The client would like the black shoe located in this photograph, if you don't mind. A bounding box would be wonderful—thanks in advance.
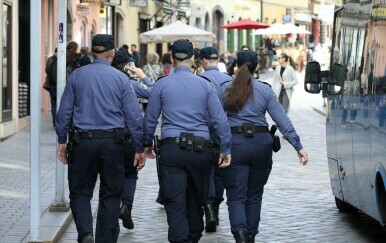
[119,204,134,229]
[213,205,219,225]
[79,233,94,243]
[204,203,217,232]
[233,230,247,243]
[247,235,255,243]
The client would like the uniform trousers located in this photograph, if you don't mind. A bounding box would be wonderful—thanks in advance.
[159,143,212,243]
[224,133,272,237]
[122,145,138,207]
[279,87,290,113]
[69,137,124,243]
[207,165,225,207]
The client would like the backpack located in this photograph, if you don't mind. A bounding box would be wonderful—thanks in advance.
[48,56,57,85]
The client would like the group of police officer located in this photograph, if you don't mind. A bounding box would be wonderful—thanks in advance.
[56,34,308,243]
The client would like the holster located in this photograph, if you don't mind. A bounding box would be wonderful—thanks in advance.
[210,138,221,165]
[113,128,125,144]
[124,131,132,154]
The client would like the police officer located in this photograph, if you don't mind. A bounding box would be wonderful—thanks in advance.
[218,50,308,243]
[111,50,153,230]
[56,34,146,243]
[197,47,233,233]
[143,39,232,243]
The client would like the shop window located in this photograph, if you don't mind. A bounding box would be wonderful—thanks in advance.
[2,3,12,122]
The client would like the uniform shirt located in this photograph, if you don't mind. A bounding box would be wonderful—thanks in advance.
[220,78,303,151]
[131,77,153,99]
[199,66,233,93]
[143,66,232,155]
[55,58,144,153]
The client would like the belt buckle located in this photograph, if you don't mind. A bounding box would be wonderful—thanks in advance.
[87,132,92,139]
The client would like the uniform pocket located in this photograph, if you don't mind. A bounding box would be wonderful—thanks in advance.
[221,165,236,189]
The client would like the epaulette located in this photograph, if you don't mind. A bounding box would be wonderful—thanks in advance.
[155,76,167,82]
[259,80,271,88]
[198,75,212,83]
[220,80,232,86]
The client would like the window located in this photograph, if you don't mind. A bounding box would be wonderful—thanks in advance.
[2,3,12,122]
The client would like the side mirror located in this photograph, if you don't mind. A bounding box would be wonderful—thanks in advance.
[305,61,321,93]
[331,63,345,87]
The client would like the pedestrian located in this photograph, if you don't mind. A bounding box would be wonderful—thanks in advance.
[219,50,308,243]
[141,52,163,111]
[265,38,275,71]
[111,50,154,230]
[43,48,58,127]
[161,52,173,76]
[192,48,205,75]
[131,44,140,67]
[55,34,146,243]
[143,39,232,243]
[66,41,79,81]
[271,52,298,113]
[197,47,233,233]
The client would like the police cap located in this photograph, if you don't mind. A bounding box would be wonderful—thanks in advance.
[92,34,115,53]
[111,50,131,67]
[197,47,218,61]
[237,50,258,68]
[171,39,194,61]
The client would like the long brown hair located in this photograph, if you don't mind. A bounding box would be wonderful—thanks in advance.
[280,53,297,70]
[225,64,254,112]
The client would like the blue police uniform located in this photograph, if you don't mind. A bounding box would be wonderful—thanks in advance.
[199,52,233,232]
[143,39,232,243]
[218,50,303,242]
[111,50,154,230]
[55,34,144,243]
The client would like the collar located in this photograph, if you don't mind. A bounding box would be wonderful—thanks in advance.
[206,66,219,71]
[174,66,191,73]
[93,58,111,65]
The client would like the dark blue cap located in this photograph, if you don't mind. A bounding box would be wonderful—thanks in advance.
[92,34,115,53]
[237,50,258,67]
[112,50,132,67]
[198,47,218,60]
[172,39,194,61]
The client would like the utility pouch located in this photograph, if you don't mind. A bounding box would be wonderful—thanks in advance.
[113,128,125,144]
[186,133,194,150]
[270,125,281,153]
[124,131,132,154]
[73,129,80,144]
[242,123,255,138]
[193,136,205,152]
[179,132,188,149]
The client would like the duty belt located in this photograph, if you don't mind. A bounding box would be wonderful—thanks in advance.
[79,131,115,139]
[161,137,212,148]
[230,126,269,134]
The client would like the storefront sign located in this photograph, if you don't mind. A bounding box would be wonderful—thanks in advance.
[58,23,64,43]
[129,0,147,7]
[80,0,121,4]
[191,4,205,18]
[372,5,386,20]
[282,14,291,23]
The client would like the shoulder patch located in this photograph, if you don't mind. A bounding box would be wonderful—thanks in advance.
[155,76,167,82]
[259,80,271,88]
[220,80,232,87]
[197,75,212,83]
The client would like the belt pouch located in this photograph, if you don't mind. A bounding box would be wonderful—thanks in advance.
[113,128,125,144]
[193,136,205,152]
[179,132,188,149]
[242,123,255,138]
[73,129,80,144]
[186,133,194,150]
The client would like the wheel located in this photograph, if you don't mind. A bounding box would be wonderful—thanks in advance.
[335,197,358,213]
[377,177,386,224]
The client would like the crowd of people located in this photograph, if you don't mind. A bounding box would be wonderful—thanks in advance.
[49,35,308,243]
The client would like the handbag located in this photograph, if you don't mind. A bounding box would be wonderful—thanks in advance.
[270,125,281,153]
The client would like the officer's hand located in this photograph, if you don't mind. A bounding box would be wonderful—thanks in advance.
[297,149,308,165]
[57,143,67,165]
[133,152,146,171]
[130,67,146,79]
[218,153,231,168]
[144,146,156,159]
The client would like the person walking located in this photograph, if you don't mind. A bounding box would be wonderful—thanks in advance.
[219,50,308,243]
[143,39,232,243]
[55,34,146,243]
[131,44,140,67]
[197,47,233,233]
[43,48,58,127]
[111,50,154,230]
[141,52,163,111]
[271,53,298,113]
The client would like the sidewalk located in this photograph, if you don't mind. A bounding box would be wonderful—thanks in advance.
[0,116,71,243]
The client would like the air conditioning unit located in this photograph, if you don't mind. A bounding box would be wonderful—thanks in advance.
[227,12,239,22]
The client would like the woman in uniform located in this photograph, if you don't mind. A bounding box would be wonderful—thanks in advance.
[219,50,308,243]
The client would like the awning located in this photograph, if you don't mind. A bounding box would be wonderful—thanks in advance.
[295,13,312,24]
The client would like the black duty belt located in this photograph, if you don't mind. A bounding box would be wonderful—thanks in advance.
[161,137,212,148]
[230,126,269,134]
[79,131,115,139]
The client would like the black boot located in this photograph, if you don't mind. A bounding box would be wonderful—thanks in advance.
[79,233,94,243]
[247,235,255,243]
[233,230,247,243]
[119,204,134,229]
[213,205,219,225]
[204,203,217,232]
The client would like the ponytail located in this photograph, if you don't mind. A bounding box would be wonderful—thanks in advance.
[225,64,254,112]
[288,56,297,70]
